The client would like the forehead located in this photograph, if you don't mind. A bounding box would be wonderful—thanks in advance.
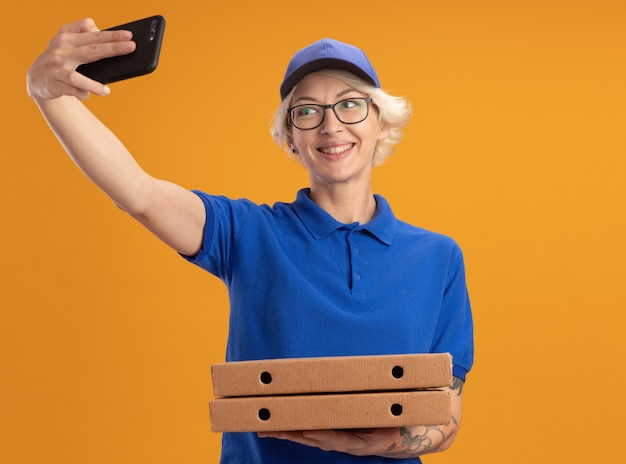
[291,72,362,101]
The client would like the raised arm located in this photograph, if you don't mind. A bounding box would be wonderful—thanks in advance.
[26,18,205,256]
[257,377,465,459]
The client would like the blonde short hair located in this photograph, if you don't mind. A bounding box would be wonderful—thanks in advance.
[270,69,412,167]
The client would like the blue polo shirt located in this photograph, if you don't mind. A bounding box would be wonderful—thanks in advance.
[184,188,474,464]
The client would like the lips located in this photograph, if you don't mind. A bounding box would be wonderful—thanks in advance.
[318,143,354,155]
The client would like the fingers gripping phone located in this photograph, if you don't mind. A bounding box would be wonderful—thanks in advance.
[77,15,166,84]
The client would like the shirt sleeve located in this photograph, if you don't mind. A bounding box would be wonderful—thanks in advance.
[432,243,474,381]
[179,190,256,282]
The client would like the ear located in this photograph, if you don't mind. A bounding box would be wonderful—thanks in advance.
[287,141,298,155]
[377,121,390,141]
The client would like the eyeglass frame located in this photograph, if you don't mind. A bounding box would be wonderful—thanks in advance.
[287,97,373,130]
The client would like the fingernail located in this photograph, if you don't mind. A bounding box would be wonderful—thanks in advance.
[103,86,111,95]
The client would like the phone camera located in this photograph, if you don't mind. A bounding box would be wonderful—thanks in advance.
[149,19,157,41]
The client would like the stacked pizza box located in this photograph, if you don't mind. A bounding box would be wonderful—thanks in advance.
[209,353,453,432]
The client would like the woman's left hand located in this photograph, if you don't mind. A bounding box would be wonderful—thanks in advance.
[258,425,456,458]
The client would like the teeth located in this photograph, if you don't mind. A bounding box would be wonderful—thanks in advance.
[320,144,352,155]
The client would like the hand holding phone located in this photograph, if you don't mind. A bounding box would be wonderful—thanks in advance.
[77,15,166,84]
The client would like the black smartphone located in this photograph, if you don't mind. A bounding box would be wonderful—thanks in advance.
[77,15,166,84]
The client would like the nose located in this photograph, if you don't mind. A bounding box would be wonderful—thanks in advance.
[320,107,343,135]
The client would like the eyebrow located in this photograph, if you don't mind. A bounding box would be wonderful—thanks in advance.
[292,88,364,104]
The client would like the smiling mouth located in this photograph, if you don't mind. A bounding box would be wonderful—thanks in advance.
[319,144,354,155]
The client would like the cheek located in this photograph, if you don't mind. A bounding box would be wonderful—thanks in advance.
[292,133,316,152]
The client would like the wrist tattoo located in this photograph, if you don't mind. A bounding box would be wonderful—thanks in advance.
[382,425,443,457]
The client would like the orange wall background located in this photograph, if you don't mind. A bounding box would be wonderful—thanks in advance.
[2,1,625,462]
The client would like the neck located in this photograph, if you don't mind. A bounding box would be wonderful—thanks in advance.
[308,182,376,224]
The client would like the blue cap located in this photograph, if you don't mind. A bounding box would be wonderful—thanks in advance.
[280,38,380,100]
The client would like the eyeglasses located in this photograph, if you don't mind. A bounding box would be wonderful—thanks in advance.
[287,97,373,130]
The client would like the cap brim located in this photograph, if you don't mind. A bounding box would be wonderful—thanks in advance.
[280,58,378,100]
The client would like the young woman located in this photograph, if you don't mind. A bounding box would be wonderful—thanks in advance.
[27,18,474,463]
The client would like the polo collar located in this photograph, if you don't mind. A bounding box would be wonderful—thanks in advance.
[292,188,397,245]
